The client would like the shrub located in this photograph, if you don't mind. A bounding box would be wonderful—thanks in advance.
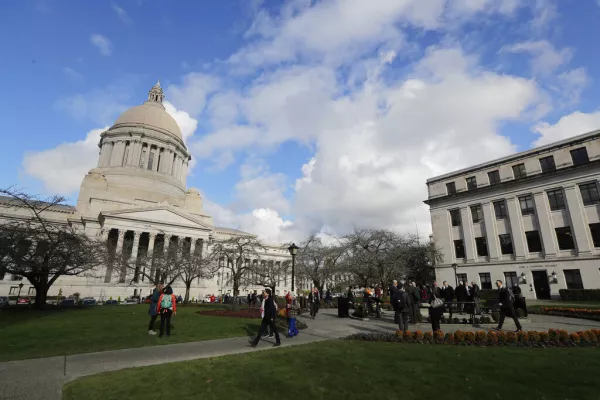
[558,330,569,343]
[452,317,459,324]
[539,331,550,344]
[465,331,475,344]
[434,330,445,343]
[507,332,518,344]
[423,332,433,343]
[440,316,447,324]
[491,311,500,322]
[473,317,481,324]
[569,333,581,343]
[589,331,598,343]
[352,305,366,318]
[487,331,498,345]
[475,331,487,344]
[497,331,507,344]
[414,330,424,342]
[454,330,466,343]
[445,332,455,344]
[481,316,492,324]
[528,331,540,345]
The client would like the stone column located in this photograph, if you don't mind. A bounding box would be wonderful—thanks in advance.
[110,141,126,167]
[180,161,188,184]
[116,229,126,253]
[482,202,500,260]
[190,238,196,256]
[129,231,141,263]
[163,234,172,254]
[165,150,175,175]
[564,185,593,255]
[506,197,527,260]
[459,207,476,261]
[147,232,157,282]
[533,191,558,257]
[173,155,181,180]
[153,148,160,172]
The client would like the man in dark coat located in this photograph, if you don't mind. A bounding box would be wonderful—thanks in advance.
[308,287,320,319]
[394,284,410,333]
[495,280,522,332]
[470,281,481,315]
[441,281,454,318]
[408,281,420,323]
[147,283,163,335]
[455,281,467,313]
[389,280,399,323]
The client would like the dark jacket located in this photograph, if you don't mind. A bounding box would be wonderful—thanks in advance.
[389,285,399,309]
[471,284,480,299]
[441,285,454,302]
[430,286,441,300]
[148,288,161,316]
[263,296,277,319]
[308,292,320,304]
[408,286,420,304]
[394,290,410,313]
[498,287,515,310]
[455,284,467,301]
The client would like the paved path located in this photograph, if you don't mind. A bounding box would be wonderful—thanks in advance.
[2,309,600,400]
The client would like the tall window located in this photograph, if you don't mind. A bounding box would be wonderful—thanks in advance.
[570,147,589,166]
[454,240,465,259]
[518,194,535,215]
[488,170,500,185]
[466,176,477,190]
[512,163,527,179]
[470,205,483,223]
[479,273,492,290]
[140,147,147,168]
[564,269,584,290]
[9,286,18,295]
[494,200,507,219]
[498,234,513,255]
[555,227,575,250]
[28,287,36,295]
[456,273,468,285]
[539,155,556,173]
[525,230,543,253]
[147,151,155,171]
[475,237,488,257]
[449,209,461,227]
[446,182,456,195]
[589,223,600,247]
[546,189,565,211]
[504,272,519,289]
[579,182,600,206]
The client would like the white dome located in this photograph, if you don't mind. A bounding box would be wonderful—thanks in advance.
[113,101,183,141]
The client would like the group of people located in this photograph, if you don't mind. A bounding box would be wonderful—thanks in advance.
[249,288,301,348]
[389,280,422,332]
[147,283,178,338]
[440,280,481,316]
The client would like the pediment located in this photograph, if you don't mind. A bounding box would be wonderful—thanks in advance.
[100,206,213,231]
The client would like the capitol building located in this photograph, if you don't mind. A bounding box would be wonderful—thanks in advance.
[0,82,292,301]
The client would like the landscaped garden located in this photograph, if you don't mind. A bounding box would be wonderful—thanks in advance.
[0,304,261,362]
[62,340,600,400]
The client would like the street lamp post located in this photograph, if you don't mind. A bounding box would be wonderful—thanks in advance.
[288,243,299,292]
[452,263,458,287]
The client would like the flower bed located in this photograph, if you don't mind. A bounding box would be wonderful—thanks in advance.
[530,307,600,322]
[196,308,307,330]
[344,328,600,348]
[428,316,494,325]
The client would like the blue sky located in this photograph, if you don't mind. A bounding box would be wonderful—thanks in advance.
[2,0,600,242]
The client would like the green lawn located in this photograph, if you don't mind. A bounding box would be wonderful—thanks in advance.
[63,340,600,400]
[0,304,259,362]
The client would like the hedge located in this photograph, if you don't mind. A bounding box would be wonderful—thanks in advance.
[530,307,600,322]
[559,289,600,301]
[345,328,600,348]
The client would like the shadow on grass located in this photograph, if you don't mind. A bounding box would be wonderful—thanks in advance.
[0,306,94,328]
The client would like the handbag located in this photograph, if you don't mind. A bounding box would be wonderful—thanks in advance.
[431,297,444,309]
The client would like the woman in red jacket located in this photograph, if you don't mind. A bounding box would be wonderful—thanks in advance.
[156,285,177,338]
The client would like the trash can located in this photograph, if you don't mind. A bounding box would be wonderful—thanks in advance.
[337,297,349,318]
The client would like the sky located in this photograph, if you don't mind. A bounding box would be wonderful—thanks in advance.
[2,0,600,244]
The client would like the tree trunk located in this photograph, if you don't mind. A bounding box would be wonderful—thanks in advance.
[231,279,239,310]
[32,283,49,310]
[184,282,191,304]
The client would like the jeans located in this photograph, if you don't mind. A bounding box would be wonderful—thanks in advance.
[396,311,409,332]
[254,317,281,344]
[159,309,173,337]
[288,318,299,337]
[148,314,158,331]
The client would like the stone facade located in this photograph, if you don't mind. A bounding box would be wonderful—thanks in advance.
[425,129,600,299]
[0,82,292,301]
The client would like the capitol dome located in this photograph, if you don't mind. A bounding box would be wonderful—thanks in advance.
[111,81,183,143]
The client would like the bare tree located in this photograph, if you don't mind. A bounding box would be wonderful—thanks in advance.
[403,238,443,285]
[179,242,218,304]
[246,258,291,294]
[296,236,344,296]
[0,188,107,309]
[209,235,264,309]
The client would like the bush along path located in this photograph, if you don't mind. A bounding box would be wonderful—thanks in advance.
[530,307,600,322]
[345,328,600,348]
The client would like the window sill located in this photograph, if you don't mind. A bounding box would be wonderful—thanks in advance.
[558,249,577,257]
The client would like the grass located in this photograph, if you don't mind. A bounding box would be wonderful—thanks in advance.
[63,340,600,400]
[0,304,260,362]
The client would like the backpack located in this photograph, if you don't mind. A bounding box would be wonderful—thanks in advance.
[396,292,407,310]
[160,294,173,310]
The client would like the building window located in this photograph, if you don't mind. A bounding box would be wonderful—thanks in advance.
[539,155,556,173]
[466,176,477,190]
[470,205,483,223]
[570,147,589,166]
[579,182,600,206]
[555,227,575,250]
[140,148,147,168]
[475,237,488,257]
[9,286,18,295]
[479,273,492,290]
[28,287,36,295]
[456,273,467,285]
[498,234,514,255]
[518,194,535,215]
[589,223,600,247]
[493,200,507,219]
[525,230,543,253]
[504,272,519,289]
[449,209,461,227]
[454,240,465,259]
[488,170,500,185]
[546,189,566,211]
[512,163,527,179]
[446,182,456,195]
[147,151,155,171]
[564,269,584,290]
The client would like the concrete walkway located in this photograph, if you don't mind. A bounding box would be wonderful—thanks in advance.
[2,308,600,400]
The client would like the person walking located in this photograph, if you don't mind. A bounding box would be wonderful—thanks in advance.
[393,284,410,334]
[286,292,299,338]
[156,285,177,338]
[428,283,444,333]
[494,280,522,332]
[308,287,320,319]
[470,280,481,315]
[389,280,400,323]
[513,285,528,317]
[249,288,281,347]
[147,283,163,335]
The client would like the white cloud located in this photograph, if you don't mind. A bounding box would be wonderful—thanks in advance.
[90,34,112,56]
[54,85,131,126]
[232,158,290,214]
[502,40,572,75]
[533,111,600,147]
[166,72,219,115]
[111,3,132,24]
[62,66,84,82]
[555,67,590,106]
[163,101,198,143]
[22,127,108,195]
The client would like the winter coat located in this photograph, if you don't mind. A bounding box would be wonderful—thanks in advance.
[148,288,161,316]
[156,293,177,314]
